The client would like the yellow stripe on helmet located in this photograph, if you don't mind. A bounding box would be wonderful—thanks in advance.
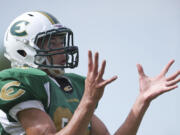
[38,11,55,24]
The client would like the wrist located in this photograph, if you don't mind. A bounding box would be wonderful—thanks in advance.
[133,94,150,113]
[78,96,97,111]
[81,93,99,104]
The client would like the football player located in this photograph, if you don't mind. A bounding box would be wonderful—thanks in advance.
[0,11,179,135]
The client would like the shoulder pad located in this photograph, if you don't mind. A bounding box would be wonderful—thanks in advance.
[0,68,50,112]
[0,67,47,78]
[64,73,86,81]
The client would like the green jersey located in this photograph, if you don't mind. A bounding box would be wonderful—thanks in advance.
[0,67,91,135]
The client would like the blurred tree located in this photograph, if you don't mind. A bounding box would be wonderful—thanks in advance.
[0,42,11,71]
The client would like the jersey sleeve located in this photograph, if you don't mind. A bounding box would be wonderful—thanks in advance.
[9,100,45,121]
[0,67,50,121]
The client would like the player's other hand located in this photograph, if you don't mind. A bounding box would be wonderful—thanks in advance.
[137,60,180,103]
[83,50,117,103]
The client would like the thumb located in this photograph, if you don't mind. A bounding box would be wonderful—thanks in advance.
[136,64,146,77]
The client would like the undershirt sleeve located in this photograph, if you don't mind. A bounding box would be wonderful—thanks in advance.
[9,100,45,121]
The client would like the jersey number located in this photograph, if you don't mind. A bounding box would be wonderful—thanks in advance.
[53,107,90,135]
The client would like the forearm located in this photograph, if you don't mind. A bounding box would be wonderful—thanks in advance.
[54,51,117,135]
[56,97,97,135]
[114,95,150,135]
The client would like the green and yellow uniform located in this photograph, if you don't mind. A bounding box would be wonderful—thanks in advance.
[0,67,91,135]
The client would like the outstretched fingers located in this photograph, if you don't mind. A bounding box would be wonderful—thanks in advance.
[87,50,117,89]
[165,85,178,92]
[137,64,145,78]
[167,70,180,81]
[92,52,99,75]
[97,60,106,80]
[161,59,175,76]
[166,78,180,87]
[88,50,93,73]
[98,76,118,88]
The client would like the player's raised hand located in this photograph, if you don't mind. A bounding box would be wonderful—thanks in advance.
[137,60,180,102]
[84,50,117,103]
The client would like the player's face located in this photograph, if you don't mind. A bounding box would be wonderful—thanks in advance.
[37,35,66,66]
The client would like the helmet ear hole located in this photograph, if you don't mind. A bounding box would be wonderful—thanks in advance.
[17,50,27,57]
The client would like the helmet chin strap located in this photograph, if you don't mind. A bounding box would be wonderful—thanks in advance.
[47,67,65,77]
[39,58,65,77]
